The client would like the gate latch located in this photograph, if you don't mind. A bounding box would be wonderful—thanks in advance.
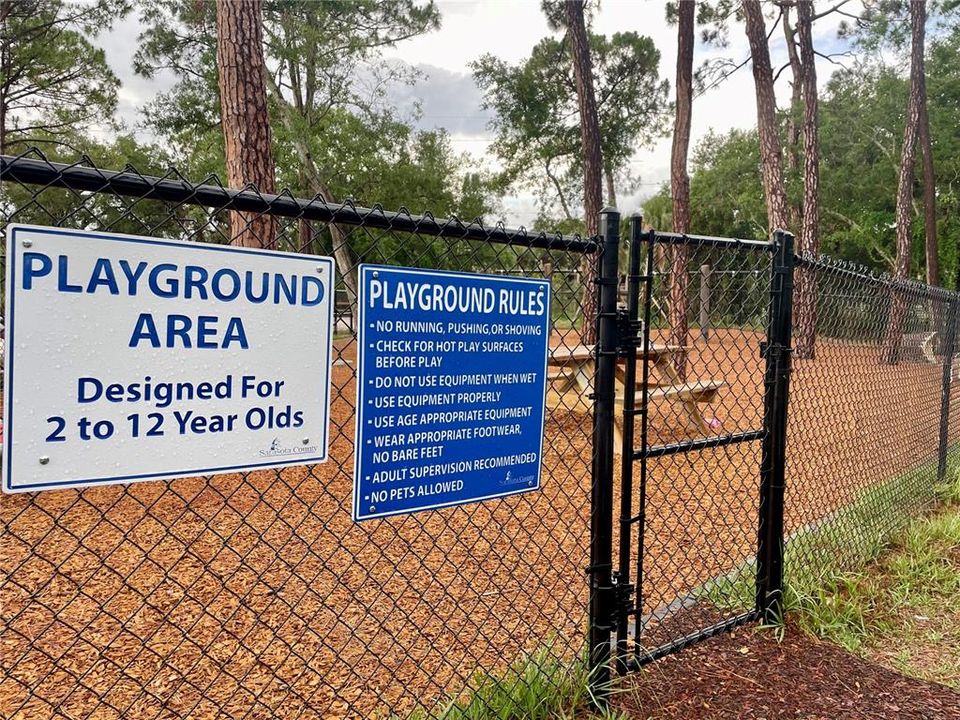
[616,309,642,358]
[611,570,636,623]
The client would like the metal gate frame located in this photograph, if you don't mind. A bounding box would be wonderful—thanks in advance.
[587,209,796,694]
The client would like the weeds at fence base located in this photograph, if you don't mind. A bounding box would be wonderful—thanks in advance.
[696,449,959,617]
[397,642,628,720]
[786,471,960,689]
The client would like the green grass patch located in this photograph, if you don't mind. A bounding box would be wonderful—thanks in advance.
[698,450,958,614]
[398,644,629,720]
[698,455,960,688]
[790,477,960,689]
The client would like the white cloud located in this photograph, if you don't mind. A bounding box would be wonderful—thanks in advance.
[98,13,177,140]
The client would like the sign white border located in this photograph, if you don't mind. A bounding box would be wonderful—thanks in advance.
[3,224,336,493]
[352,263,550,521]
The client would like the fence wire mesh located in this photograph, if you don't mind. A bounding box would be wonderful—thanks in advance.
[611,231,960,663]
[0,149,599,719]
[3,149,960,719]
[783,256,960,592]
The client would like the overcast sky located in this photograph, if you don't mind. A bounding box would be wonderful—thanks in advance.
[99,0,862,227]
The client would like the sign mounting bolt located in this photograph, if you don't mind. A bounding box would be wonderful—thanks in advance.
[39,456,49,465]
[369,505,376,513]
[316,265,324,273]
[22,239,32,248]
[372,271,379,278]
[302,437,309,445]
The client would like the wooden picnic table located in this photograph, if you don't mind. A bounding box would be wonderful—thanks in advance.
[546,343,723,449]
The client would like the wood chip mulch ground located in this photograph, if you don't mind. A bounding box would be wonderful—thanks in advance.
[613,624,960,720]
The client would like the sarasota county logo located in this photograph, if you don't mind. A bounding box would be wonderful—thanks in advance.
[259,436,317,458]
[500,469,535,487]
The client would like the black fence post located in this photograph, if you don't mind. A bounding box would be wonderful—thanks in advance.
[937,296,958,481]
[588,207,620,701]
[615,214,643,674]
[757,229,795,622]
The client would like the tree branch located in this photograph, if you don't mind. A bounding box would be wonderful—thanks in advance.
[812,0,853,22]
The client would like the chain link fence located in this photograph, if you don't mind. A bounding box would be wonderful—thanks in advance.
[783,256,960,591]
[2,149,959,718]
[0,149,600,719]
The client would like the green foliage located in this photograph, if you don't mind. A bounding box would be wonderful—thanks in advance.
[786,477,960,688]
[699,451,955,617]
[642,128,765,238]
[656,21,960,284]
[692,129,766,238]
[0,0,128,153]
[638,186,671,230]
[133,0,490,220]
[399,644,626,720]
[2,131,187,234]
[843,0,960,51]
[814,26,960,279]
[473,29,669,224]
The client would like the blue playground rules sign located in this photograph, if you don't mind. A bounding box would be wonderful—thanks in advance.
[353,265,551,521]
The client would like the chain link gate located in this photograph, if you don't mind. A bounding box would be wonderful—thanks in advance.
[584,211,795,688]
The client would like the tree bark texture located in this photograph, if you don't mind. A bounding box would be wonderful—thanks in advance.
[604,165,616,208]
[1,0,15,155]
[793,0,821,359]
[216,0,276,248]
[919,89,938,287]
[669,0,695,380]
[566,0,603,345]
[881,0,925,364]
[781,5,803,231]
[743,0,790,235]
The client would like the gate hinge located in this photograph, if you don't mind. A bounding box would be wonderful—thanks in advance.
[616,309,642,357]
[760,340,794,362]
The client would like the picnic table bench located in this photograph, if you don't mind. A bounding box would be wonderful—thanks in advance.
[546,343,724,449]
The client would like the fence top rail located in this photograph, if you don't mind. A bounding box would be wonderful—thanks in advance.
[0,151,598,254]
[651,229,775,252]
[795,252,959,303]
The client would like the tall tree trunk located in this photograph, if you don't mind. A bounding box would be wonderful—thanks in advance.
[781,4,803,231]
[793,0,821,360]
[669,0,695,380]
[216,0,276,249]
[298,168,314,254]
[743,0,790,234]
[919,97,943,348]
[604,165,616,207]
[880,0,925,364]
[919,96,937,287]
[546,156,575,221]
[566,0,603,345]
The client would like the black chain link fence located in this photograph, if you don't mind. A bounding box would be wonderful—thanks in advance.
[0,149,600,719]
[783,256,960,593]
[2,149,959,718]
[621,239,960,658]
